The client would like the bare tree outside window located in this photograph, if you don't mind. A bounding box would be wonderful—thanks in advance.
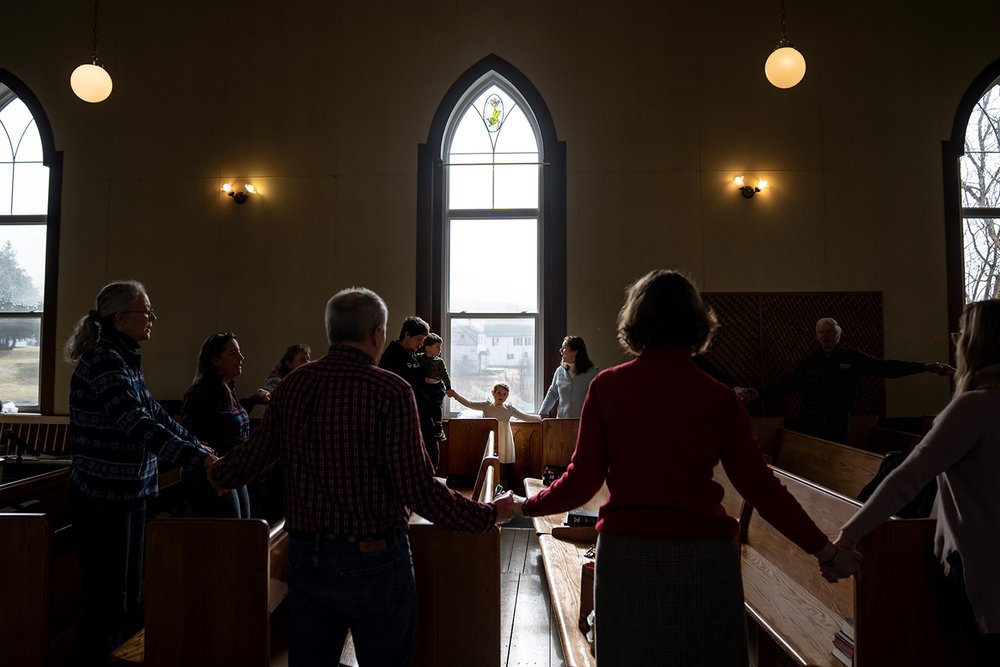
[960,84,1000,302]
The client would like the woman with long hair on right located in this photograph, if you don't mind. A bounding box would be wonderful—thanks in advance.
[517,269,859,665]
[831,299,1000,665]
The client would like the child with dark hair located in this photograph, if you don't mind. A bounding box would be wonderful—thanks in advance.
[419,333,451,439]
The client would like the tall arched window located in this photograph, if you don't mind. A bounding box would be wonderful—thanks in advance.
[417,55,565,415]
[0,71,62,412]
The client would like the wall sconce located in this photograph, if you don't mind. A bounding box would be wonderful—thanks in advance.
[222,182,255,204]
[734,176,768,198]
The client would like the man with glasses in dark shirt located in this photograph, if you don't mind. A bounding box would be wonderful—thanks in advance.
[210,287,514,666]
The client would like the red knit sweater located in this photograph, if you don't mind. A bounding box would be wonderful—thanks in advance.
[523,346,828,554]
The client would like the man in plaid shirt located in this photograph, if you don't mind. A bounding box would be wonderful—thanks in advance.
[210,287,514,666]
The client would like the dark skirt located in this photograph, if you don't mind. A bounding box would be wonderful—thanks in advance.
[594,533,748,667]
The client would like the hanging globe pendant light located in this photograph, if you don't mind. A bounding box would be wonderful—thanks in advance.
[70,0,113,103]
[764,0,806,89]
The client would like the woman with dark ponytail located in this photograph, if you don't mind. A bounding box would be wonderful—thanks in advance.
[65,280,216,665]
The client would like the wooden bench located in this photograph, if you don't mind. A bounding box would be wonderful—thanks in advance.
[740,468,971,666]
[0,464,191,667]
[864,425,922,456]
[523,477,608,667]
[440,417,499,484]
[116,517,289,667]
[540,418,579,470]
[0,415,71,483]
[772,428,883,498]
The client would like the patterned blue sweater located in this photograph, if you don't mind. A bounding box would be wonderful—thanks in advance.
[68,329,209,501]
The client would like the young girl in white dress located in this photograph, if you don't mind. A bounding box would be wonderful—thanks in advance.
[447,382,539,464]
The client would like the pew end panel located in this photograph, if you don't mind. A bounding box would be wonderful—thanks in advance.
[0,513,51,667]
[144,518,274,667]
[407,517,501,667]
[853,520,974,665]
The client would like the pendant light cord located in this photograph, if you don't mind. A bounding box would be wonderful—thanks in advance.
[91,0,101,64]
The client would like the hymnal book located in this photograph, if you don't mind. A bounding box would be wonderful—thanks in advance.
[567,509,599,527]
[832,634,854,657]
[831,644,852,666]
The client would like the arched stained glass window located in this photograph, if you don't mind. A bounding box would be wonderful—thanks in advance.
[417,56,565,421]
[443,78,542,414]
[959,83,1000,302]
[0,73,60,411]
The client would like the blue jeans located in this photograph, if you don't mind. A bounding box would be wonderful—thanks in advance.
[286,531,417,667]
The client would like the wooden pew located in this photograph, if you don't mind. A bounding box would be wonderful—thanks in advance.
[136,517,288,667]
[741,468,971,666]
[0,513,52,667]
[0,415,71,484]
[0,414,71,455]
[864,425,922,456]
[440,417,499,483]
[772,429,883,499]
[523,477,609,667]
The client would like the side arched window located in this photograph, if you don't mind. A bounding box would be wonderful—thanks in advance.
[0,72,62,412]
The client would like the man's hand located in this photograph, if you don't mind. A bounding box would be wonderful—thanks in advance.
[734,387,759,401]
[924,362,956,376]
[204,456,231,497]
[492,491,515,524]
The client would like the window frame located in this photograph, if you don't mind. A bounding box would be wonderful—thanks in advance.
[0,69,63,414]
[417,55,565,407]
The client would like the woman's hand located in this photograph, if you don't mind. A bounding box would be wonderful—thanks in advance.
[817,539,862,582]
[254,388,271,403]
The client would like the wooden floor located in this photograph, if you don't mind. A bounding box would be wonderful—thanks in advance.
[269,524,565,667]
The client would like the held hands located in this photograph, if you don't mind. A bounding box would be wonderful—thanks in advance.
[924,362,956,376]
[446,389,457,398]
[734,387,759,401]
[816,538,862,582]
[492,491,516,524]
[254,388,271,403]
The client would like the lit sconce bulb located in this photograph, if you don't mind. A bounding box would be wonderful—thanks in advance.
[244,183,255,194]
[733,176,745,187]
[757,179,769,191]
[222,183,232,193]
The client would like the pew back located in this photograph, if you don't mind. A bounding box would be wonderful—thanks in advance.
[541,418,579,469]
[742,468,971,666]
[1,414,71,455]
[774,429,882,498]
[443,418,499,480]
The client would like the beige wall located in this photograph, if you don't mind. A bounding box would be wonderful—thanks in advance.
[2,0,997,415]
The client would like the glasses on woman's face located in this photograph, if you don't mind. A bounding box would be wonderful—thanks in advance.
[124,308,156,319]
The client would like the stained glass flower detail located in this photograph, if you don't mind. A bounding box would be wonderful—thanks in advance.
[484,94,504,133]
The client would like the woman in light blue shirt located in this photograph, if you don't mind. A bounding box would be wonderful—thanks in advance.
[539,336,599,418]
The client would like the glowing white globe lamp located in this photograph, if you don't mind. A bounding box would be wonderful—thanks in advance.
[71,61,113,103]
[765,1,806,90]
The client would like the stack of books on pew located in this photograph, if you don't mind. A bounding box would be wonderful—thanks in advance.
[831,618,855,666]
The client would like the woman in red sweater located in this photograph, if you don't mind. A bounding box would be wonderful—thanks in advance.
[518,270,859,665]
